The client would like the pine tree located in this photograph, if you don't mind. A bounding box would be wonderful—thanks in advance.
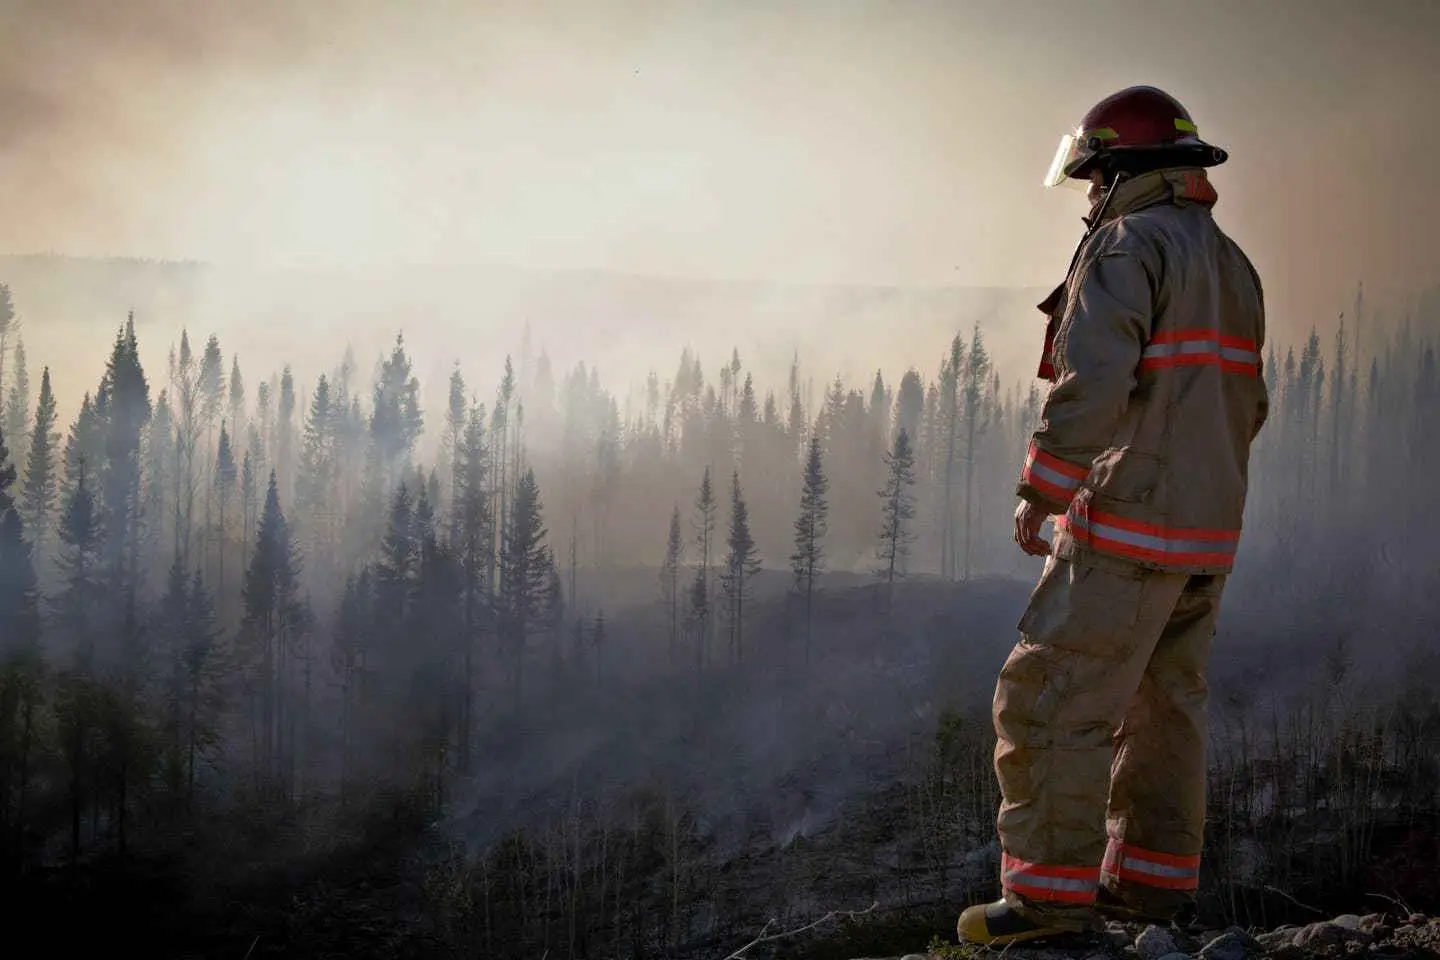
[54,462,103,668]
[961,322,991,580]
[791,436,829,664]
[453,403,491,773]
[720,470,760,664]
[500,468,549,699]
[691,467,716,670]
[20,368,58,566]
[4,336,30,473]
[0,284,12,426]
[240,449,257,572]
[659,504,683,667]
[240,471,308,797]
[295,375,335,590]
[0,422,41,659]
[96,315,151,648]
[443,365,466,516]
[876,427,917,609]
[276,365,296,505]
[0,422,41,863]
[214,424,237,597]
[199,335,224,573]
[937,333,965,579]
[228,354,246,452]
[170,330,202,569]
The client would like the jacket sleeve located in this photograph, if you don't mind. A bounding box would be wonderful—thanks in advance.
[1017,233,1154,513]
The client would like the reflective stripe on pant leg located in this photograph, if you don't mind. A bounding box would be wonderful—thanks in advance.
[1101,841,1200,890]
[1104,573,1222,907]
[1002,853,1100,904]
[993,555,1187,913]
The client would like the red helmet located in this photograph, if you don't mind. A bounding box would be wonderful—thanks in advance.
[1044,86,1228,187]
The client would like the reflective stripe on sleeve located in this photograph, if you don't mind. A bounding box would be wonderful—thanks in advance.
[1060,509,1240,568]
[1140,330,1259,375]
[1102,840,1201,891]
[1002,853,1100,905]
[1020,442,1090,507]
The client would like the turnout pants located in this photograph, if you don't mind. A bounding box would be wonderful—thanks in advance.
[992,551,1224,921]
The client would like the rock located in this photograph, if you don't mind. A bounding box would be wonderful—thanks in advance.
[1155,953,1192,960]
[1138,925,1181,960]
[1199,930,1254,960]
[1360,914,1387,932]
[1293,922,1373,949]
[1269,946,1305,960]
[1256,930,1295,949]
[1334,915,1366,931]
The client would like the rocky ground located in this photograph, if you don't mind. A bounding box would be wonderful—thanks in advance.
[851,913,1440,960]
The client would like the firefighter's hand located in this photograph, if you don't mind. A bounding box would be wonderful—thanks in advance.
[1014,498,1053,557]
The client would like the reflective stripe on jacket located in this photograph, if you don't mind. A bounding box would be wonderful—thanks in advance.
[1017,167,1269,575]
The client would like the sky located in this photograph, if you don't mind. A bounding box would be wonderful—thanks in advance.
[1,0,1438,352]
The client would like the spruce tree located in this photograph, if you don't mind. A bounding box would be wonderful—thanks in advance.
[20,368,58,564]
[720,469,760,664]
[214,424,237,597]
[54,462,103,668]
[659,504,683,667]
[240,471,307,796]
[4,336,30,472]
[790,436,829,664]
[500,468,548,699]
[876,427,917,609]
[295,374,335,588]
[691,467,716,670]
[0,284,11,425]
[0,423,40,661]
[228,354,246,452]
[452,403,491,773]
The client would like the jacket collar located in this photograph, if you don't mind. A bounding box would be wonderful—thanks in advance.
[1087,166,1218,227]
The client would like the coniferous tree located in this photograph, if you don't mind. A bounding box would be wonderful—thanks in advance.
[276,365,296,505]
[659,504,683,667]
[791,436,829,665]
[443,365,466,517]
[720,470,760,664]
[331,569,370,793]
[0,285,12,425]
[228,354,246,453]
[170,330,202,569]
[214,424,237,598]
[295,375,335,591]
[876,427,917,608]
[199,335,224,571]
[240,449,257,572]
[960,322,991,580]
[0,423,41,863]
[4,337,29,473]
[239,471,307,798]
[453,403,491,773]
[937,333,965,580]
[500,468,548,699]
[20,368,58,566]
[690,467,716,672]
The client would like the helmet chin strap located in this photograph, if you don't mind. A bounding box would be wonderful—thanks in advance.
[1069,171,1127,276]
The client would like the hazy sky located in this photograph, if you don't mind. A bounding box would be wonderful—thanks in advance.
[2,0,1438,344]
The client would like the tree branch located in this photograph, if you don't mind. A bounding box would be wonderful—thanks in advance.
[724,902,879,960]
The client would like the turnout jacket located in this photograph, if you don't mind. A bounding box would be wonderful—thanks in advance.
[1018,167,1269,575]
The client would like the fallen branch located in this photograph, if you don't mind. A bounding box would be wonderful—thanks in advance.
[242,936,260,960]
[724,901,880,960]
[1366,891,1416,918]
[1263,886,1323,915]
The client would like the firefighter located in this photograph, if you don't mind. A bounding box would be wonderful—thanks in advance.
[957,86,1269,945]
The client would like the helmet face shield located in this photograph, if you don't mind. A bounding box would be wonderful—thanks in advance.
[1044,131,1089,188]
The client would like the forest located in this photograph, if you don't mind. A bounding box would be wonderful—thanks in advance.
[0,275,1438,958]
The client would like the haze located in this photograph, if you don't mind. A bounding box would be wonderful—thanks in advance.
[4,1,1438,351]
